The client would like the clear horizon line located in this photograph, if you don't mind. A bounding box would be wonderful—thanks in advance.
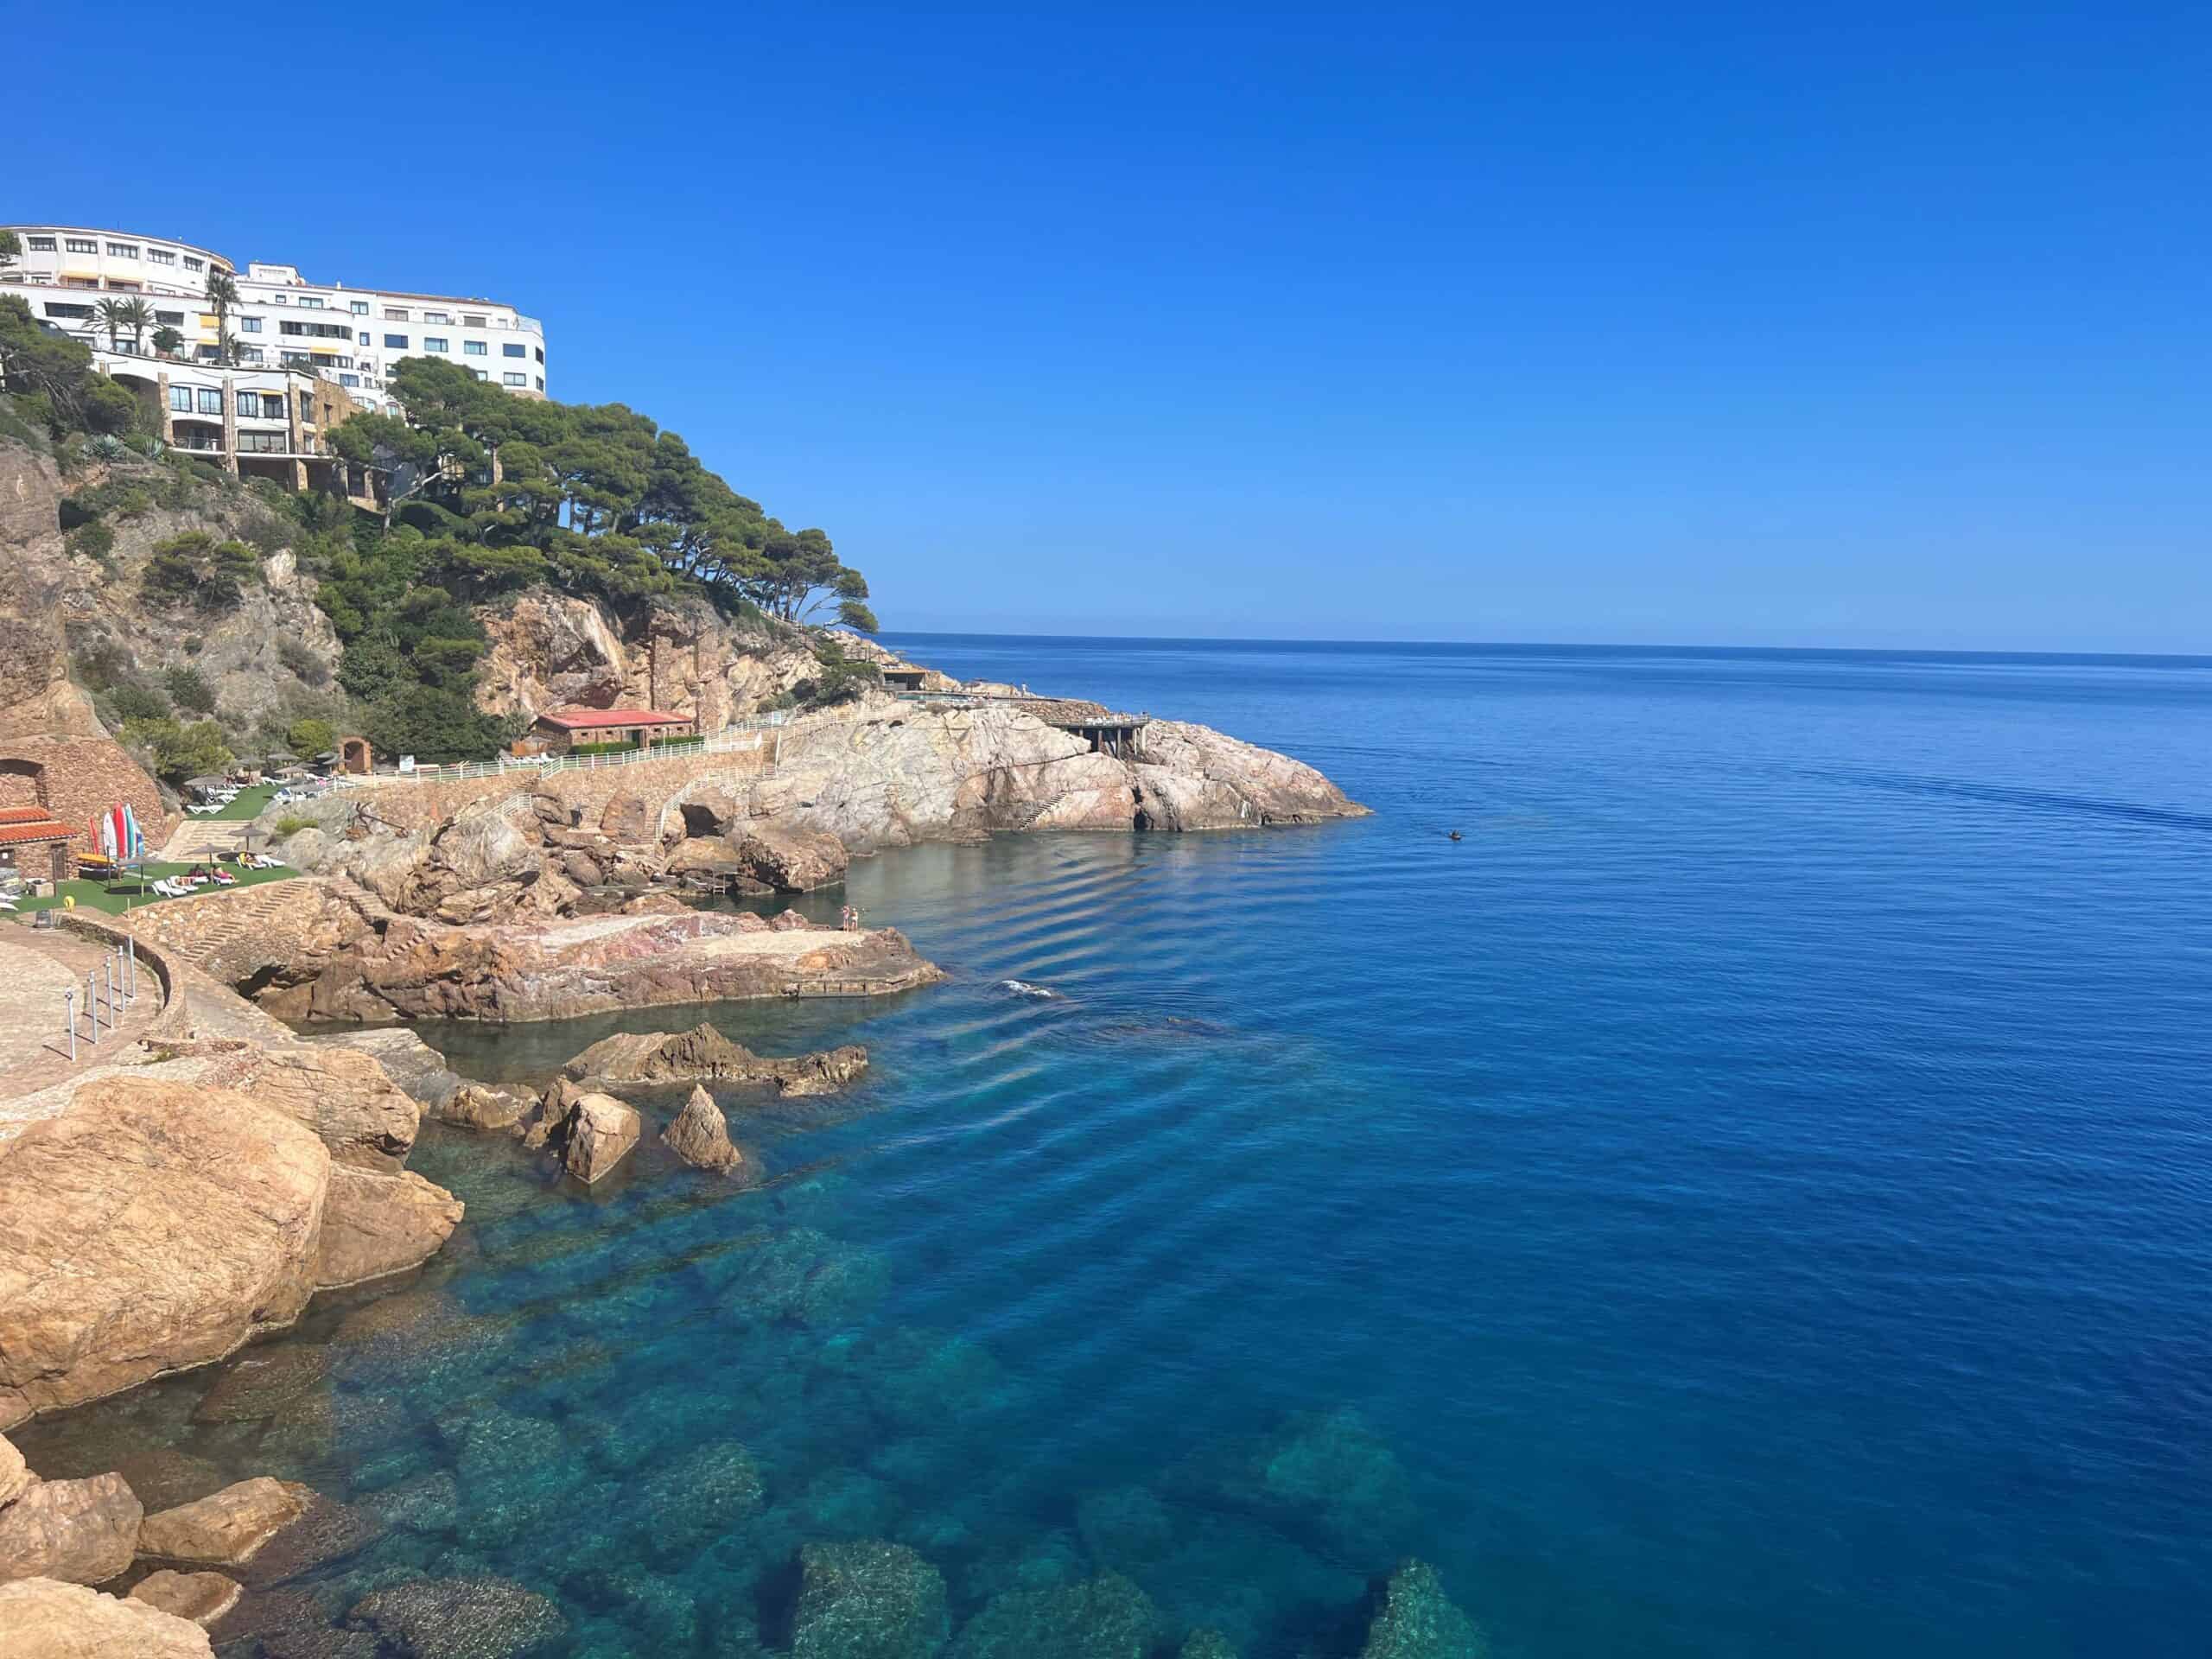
[872,628,2212,663]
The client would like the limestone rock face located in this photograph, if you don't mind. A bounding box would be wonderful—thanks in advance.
[563,1022,868,1096]
[0,1430,30,1507]
[791,1538,948,1659]
[0,1079,329,1428]
[662,1087,745,1175]
[137,1478,314,1567]
[1133,720,1363,830]
[298,908,939,1024]
[558,1094,641,1185]
[0,1474,142,1585]
[315,1166,465,1288]
[0,1576,216,1657]
[128,1569,243,1627]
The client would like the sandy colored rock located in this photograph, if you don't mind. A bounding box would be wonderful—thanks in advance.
[559,1093,640,1185]
[137,1477,314,1567]
[0,1576,215,1656]
[598,789,655,840]
[730,821,849,890]
[298,907,939,1023]
[226,1042,421,1171]
[305,1028,461,1113]
[0,1078,329,1428]
[0,1473,141,1585]
[129,1569,242,1627]
[563,1022,868,1096]
[315,1166,464,1288]
[441,1084,531,1132]
[516,1077,582,1149]
[662,1087,746,1175]
[0,1430,30,1507]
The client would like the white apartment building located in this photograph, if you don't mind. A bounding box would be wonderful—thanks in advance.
[2,224,549,412]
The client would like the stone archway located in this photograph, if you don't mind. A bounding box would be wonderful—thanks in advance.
[339,736,372,775]
[0,758,50,811]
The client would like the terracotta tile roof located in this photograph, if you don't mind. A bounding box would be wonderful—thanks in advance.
[0,818,77,846]
[0,806,55,824]
[537,708,693,730]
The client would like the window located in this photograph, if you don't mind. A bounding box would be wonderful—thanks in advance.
[62,277,99,290]
[42,302,93,319]
[105,243,137,258]
[535,376,544,391]
[240,316,262,332]
[281,351,309,365]
[270,294,288,305]
[168,386,194,412]
[65,238,96,254]
[183,256,204,271]
[383,334,409,349]
[383,307,409,321]
[535,347,544,363]
[463,314,486,327]
[339,373,360,387]
[298,391,315,418]
[464,340,487,356]
[147,248,175,265]
[423,309,450,324]
[358,331,371,345]
[299,296,323,308]
[155,309,183,325]
[104,280,142,292]
[350,300,369,315]
[501,342,524,358]
[423,336,449,353]
[238,432,287,454]
[28,236,55,251]
[470,369,488,381]
[502,372,527,386]
[238,347,264,365]
[198,389,224,416]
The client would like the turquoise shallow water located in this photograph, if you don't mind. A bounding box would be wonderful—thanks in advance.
[19,638,2212,1656]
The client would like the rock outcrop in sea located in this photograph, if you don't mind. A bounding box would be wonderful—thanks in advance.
[663,1086,749,1175]
[563,1022,869,1096]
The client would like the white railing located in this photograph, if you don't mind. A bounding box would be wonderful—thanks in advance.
[376,713,788,785]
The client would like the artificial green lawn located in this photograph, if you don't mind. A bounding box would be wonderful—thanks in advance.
[207,783,277,820]
[5,860,296,917]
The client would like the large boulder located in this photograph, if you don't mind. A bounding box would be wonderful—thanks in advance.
[662,1087,746,1176]
[441,1084,531,1133]
[305,1028,461,1113]
[791,1538,948,1659]
[232,1043,422,1171]
[346,1573,568,1658]
[731,821,849,890]
[563,1022,868,1096]
[315,1166,465,1288]
[0,1474,142,1585]
[0,1576,215,1657]
[1357,1559,1487,1659]
[0,1431,30,1506]
[557,1094,640,1185]
[128,1570,242,1628]
[137,1477,315,1567]
[0,1079,328,1428]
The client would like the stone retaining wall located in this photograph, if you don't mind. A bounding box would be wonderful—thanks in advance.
[50,910,190,1043]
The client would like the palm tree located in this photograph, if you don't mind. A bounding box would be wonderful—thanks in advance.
[151,325,184,358]
[113,297,152,353]
[94,297,129,349]
[204,268,240,364]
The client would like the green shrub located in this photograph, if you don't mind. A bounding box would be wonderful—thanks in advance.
[72,639,134,691]
[270,815,315,837]
[142,531,260,612]
[276,637,330,686]
[164,664,217,715]
[65,520,116,566]
[110,682,168,722]
[286,716,336,756]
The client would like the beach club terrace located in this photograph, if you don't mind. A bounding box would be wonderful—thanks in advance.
[525,708,699,753]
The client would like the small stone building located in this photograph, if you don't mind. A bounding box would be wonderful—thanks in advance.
[530,708,698,753]
[0,805,79,885]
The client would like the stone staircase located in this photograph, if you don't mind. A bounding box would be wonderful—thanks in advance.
[118,879,317,977]
[157,818,251,862]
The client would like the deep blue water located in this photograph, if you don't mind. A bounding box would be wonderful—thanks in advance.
[22,638,2212,1657]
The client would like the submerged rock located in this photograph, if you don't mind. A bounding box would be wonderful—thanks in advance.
[949,1571,1157,1659]
[0,1575,215,1656]
[346,1574,567,1658]
[129,1568,243,1627]
[0,1472,141,1585]
[1357,1559,1487,1659]
[664,1085,748,1175]
[1208,1408,1419,1567]
[635,1440,765,1565]
[192,1345,330,1426]
[562,1022,869,1097]
[789,1538,948,1659]
[1180,1635,1238,1659]
[696,1227,889,1328]
[1075,1485,1174,1572]
[138,1477,314,1567]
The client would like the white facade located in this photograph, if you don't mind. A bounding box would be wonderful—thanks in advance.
[2,224,548,412]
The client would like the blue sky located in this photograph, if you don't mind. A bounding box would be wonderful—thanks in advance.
[14,3,2208,649]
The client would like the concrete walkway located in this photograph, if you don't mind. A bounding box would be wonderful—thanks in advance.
[0,927,163,1100]
[157,818,252,862]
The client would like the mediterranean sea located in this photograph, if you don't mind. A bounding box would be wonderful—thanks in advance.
[22,637,2212,1657]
